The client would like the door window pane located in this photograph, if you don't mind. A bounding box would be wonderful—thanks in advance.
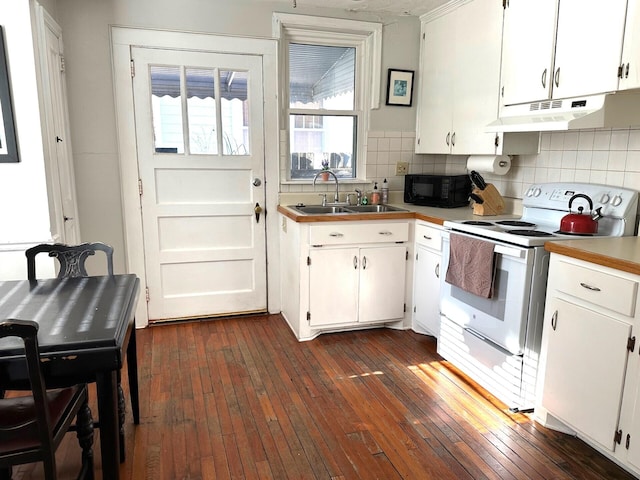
[221,70,250,155]
[150,65,184,154]
[186,68,218,154]
[289,44,355,111]
[289,114,355,179]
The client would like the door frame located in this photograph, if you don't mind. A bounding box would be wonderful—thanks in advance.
[111,27,280,327]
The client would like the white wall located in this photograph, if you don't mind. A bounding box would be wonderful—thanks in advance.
[55,0,421,273]
[0,1,54,279]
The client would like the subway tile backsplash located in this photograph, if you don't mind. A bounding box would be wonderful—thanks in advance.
[279,127,640,201]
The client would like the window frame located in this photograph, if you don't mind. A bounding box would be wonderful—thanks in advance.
[273,13,382,183]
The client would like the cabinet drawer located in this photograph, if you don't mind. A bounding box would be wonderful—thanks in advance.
[309,222,409,246]
[555,260,638,317]
[415,222,442,251]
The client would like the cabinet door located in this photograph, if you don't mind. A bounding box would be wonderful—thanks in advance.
[359,245,406,324]
[309,248,359,327]
[501,0,557,105]
[620,0,640,90]
[415,13,454,154]
[413,245,441,336]
[552,0,626,99]
[451,0,504,155]
[542,297,631,451]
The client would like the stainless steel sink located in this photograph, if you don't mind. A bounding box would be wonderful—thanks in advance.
[290,204,408,214]
[292,205,351,214]
[345,205,408,213]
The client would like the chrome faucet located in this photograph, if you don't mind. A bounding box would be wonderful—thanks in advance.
[313,170,340,204]
[354,188,363,206]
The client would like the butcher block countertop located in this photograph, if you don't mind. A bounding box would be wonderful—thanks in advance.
[545,237,640,276]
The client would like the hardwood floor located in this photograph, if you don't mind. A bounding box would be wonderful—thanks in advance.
[11,314,637,479]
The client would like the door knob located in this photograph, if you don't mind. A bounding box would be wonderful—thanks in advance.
[254,203,263,223]
[253,178,262,187]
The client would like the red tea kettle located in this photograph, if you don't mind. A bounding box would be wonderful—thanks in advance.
[559,193,600,234]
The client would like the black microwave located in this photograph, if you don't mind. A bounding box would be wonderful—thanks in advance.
[404,174,472,208]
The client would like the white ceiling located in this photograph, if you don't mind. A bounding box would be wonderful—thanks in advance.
[261,0,449,17]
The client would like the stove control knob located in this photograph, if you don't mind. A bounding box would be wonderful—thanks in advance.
[600,193,611,204]
[533,188,541,197]
[526,188,534,197]
[612,195,622,206]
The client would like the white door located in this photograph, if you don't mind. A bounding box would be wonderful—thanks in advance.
[37,6,81,244]
[542,297,630,451]
[415,14,454,154]
[500,0,557,105]
[359,245,406,323]
[552,0,626,99]
[131,47,267,321]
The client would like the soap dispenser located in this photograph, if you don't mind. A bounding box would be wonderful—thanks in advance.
[371,182,380,205]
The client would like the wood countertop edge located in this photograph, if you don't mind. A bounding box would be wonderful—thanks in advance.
[277,205,445,225]
[545,241,640,276]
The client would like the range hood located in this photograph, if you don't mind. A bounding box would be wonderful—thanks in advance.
[487,91,640,132]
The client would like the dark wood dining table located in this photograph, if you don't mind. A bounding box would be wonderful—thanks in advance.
[0,274,140,480]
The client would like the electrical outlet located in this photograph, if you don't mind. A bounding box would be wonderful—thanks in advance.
[395,161,409,175]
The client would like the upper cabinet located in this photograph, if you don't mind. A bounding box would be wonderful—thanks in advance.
[415,0,539,155]
[501,0,627,105]
[620,0,640,90]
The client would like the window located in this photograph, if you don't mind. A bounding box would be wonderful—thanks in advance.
[273,14,382,181]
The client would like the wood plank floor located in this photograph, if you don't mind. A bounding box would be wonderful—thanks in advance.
[11,314,638,479]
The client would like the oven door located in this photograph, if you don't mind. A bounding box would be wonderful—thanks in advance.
[440,231,535,355]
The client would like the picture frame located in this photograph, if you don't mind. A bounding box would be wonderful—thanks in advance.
[0,26,19,163]
[385,68,414,107]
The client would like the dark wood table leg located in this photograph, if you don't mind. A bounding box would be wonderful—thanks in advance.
[127,325,140,424]
[96,370,120,480]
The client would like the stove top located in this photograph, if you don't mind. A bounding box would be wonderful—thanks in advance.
[444,182,639,247]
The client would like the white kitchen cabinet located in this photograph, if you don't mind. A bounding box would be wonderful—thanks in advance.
[537,253,640,476]
[620,0,640,90]
[416,0,539,155]
[501,0,627,105]
[412,222,442,337]
[279,216,410,341]
[541,296,631,451]
[308,245,407,327]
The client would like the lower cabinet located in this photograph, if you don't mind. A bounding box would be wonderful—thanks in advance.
[279,217,410,341]
[412,221,442,337]
[308,245,407,326]
[537,253,640,476]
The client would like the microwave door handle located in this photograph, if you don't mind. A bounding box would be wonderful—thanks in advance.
[494,245,525,259]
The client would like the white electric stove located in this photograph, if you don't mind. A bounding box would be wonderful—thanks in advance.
[438,182,639,412]
[444,182,639,247]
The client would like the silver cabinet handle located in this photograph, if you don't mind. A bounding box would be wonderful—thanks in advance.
[626,63,630,79]
[551,310,558,331]
[451,132,456,146]
[378,231,393,236]
[554,67,560,87]
[353,256,358,269]
[362,256,367,270]
[580,282,601,292]
[435,263,440,279]
[445,132,450,146]
[329,232,344,238]
[423,235,432,240]
[541,68,547,88]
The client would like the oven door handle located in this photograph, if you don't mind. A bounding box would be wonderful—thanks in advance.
[494,245,525,259]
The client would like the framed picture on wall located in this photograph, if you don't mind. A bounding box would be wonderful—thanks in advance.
[0,25,19,163]
[385,68,414,107]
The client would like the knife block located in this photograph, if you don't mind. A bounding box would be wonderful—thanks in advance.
[472,184,505,216]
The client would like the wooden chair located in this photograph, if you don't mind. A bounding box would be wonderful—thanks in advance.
[25,242,114,280]
[0,319,94,480]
